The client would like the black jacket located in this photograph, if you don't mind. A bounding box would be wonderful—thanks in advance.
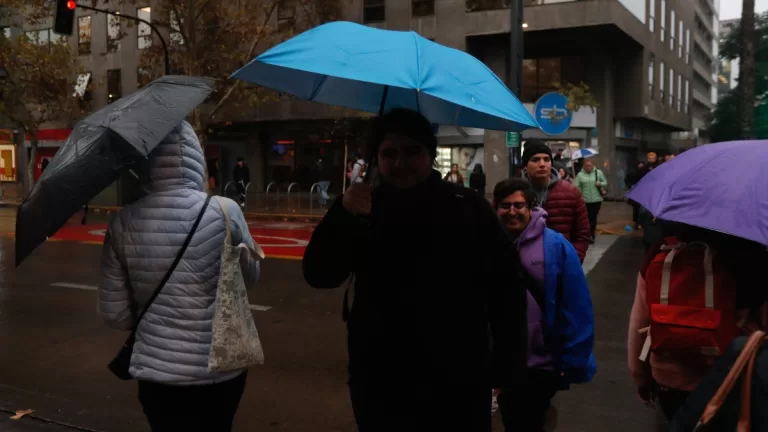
[233,164,250,184]
[302,171,527,425]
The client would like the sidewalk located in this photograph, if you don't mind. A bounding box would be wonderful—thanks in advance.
[0,414,86,432]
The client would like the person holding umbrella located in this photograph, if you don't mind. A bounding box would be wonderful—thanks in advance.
[98,121,262,431]
[303,109,527,431]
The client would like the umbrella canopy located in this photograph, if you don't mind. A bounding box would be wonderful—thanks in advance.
[15,75,214,266]
[231,21,538,132]
[571,148,598,159]
[625,140,768,246]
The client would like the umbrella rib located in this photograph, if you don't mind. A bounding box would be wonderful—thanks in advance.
[308,75,329,101]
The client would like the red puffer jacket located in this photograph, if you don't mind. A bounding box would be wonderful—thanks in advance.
[542,181,591,262]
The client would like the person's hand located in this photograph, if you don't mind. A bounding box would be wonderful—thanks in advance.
[342,183,372,216]
[638,387,656,407]
[492,388,501,398]
[595,181,602,187]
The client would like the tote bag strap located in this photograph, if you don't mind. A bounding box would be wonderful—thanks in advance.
[213,196,232,245]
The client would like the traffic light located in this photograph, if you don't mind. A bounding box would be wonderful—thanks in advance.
[53,0,77,36]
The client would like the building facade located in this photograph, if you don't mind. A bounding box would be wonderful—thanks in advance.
[3,0,704,203]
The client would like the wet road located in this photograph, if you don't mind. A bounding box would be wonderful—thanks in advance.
[1,206,658,431]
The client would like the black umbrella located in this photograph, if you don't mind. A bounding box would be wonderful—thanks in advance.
[15,75,215,266]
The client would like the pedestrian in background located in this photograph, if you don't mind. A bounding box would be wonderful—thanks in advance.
[99,121,261,431]
[444,163,464,185]
[574,159,607,244]
[469,164,486,194]
[233,156,250,208]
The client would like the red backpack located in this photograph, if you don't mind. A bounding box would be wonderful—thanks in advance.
[641,239,739,365]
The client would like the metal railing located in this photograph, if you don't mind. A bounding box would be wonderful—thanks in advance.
[265,182,279,210]
[286,182,299,213]
[309,183,320,214]
[223,181,251,206]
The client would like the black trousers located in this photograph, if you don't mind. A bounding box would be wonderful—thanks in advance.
[657,386,690,422]
[235,181,246,204]
[585,202,602,238]
[349,378,491,432]
[138,372,247,432]
[497,369,559,432]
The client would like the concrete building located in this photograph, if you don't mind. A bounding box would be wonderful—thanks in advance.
[3,0,704,203]
[717,18,739,98]
[687,0,719,143]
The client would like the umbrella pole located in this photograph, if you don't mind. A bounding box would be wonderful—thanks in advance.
[342,140,348,191]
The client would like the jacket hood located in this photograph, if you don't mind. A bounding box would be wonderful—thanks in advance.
[144,121,206,193]
[517,207,548,247]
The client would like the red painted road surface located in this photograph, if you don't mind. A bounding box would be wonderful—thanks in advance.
[40,221,315,260]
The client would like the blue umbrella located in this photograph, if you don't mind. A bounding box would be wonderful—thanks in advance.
[231,21,538,132]
[571,148,598,159]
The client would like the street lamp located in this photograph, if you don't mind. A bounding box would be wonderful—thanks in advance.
[508,0,525,176]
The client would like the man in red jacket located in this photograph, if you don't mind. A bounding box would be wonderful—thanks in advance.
[521,140,591,262]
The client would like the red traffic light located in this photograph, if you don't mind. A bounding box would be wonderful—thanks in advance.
[66,1,76,9]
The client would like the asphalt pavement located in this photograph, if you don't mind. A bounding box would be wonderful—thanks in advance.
[0,211,660,431]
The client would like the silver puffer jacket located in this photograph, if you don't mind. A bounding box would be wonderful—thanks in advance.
[98,121,260,385]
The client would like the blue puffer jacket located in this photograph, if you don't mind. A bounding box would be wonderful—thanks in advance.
[98,121,260,385]
[542,228,597,388]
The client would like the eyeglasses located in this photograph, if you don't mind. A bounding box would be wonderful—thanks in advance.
[497,202,528,211]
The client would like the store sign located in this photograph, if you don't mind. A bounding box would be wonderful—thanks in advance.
[505,132,520,148]
[0,129,13,144]
[534,92,572,136]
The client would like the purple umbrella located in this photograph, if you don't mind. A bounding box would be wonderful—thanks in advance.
[625,140,768,245]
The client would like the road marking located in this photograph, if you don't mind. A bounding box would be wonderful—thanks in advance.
[50,283,272,311]
[583,235,619,275]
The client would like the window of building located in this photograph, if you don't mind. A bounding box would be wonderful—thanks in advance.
[659,61,665,100]
[669,68,674,107]
[412,0,434,17]
[677,73,682,111]
[25,29,50,45]
[648,0,655,32]
[685,29,690,64]
[1,27,10,39]
[137,7,151,49]
[648,54,655,100]
[669,10,675,51]
[678,21,683,57]
[363,0,385,23]
[107,12,121,52]
[521,56,585,103]
[684,79,690,113]
[78,16,91,55]
[107,69,122,104]
[277,0,296,32]
[170,10,183,45]
[660,0,665,41]
[137,67,153,88]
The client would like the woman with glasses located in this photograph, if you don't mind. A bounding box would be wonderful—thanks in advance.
[492,178,596,432]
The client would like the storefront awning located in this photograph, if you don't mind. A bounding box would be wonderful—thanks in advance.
[24,128,71,147]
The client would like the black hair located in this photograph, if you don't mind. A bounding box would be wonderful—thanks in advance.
[372,108,437,159]
[493,178,536,208]
[473,164,484,173]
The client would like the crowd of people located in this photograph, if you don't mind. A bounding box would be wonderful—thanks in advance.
[95,108,766,432]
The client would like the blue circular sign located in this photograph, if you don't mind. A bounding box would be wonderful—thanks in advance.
[534,92,572,136]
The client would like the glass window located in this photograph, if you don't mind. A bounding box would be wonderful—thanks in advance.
[660,0,665,41]
[670,10,675,51]
[648,0,655,32]
[685,29,690,63]
[78,16,91,55]
[137,7,151,49]
[412,0,434,17]
[107,69,122,104]
[107,12,121,52]
[669,68,674,106]
[363,0,385,23]
[684,80,690,113]
[26,29,50,45]
[170,10,183,45]
[648,54,655,100]
[520,57,584,103]
[137,67,153,88]
[659,61,665,100]
[277,0,296,32]
[678,21,683,57]
[677,73,682,111]
[1,27,10,39]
